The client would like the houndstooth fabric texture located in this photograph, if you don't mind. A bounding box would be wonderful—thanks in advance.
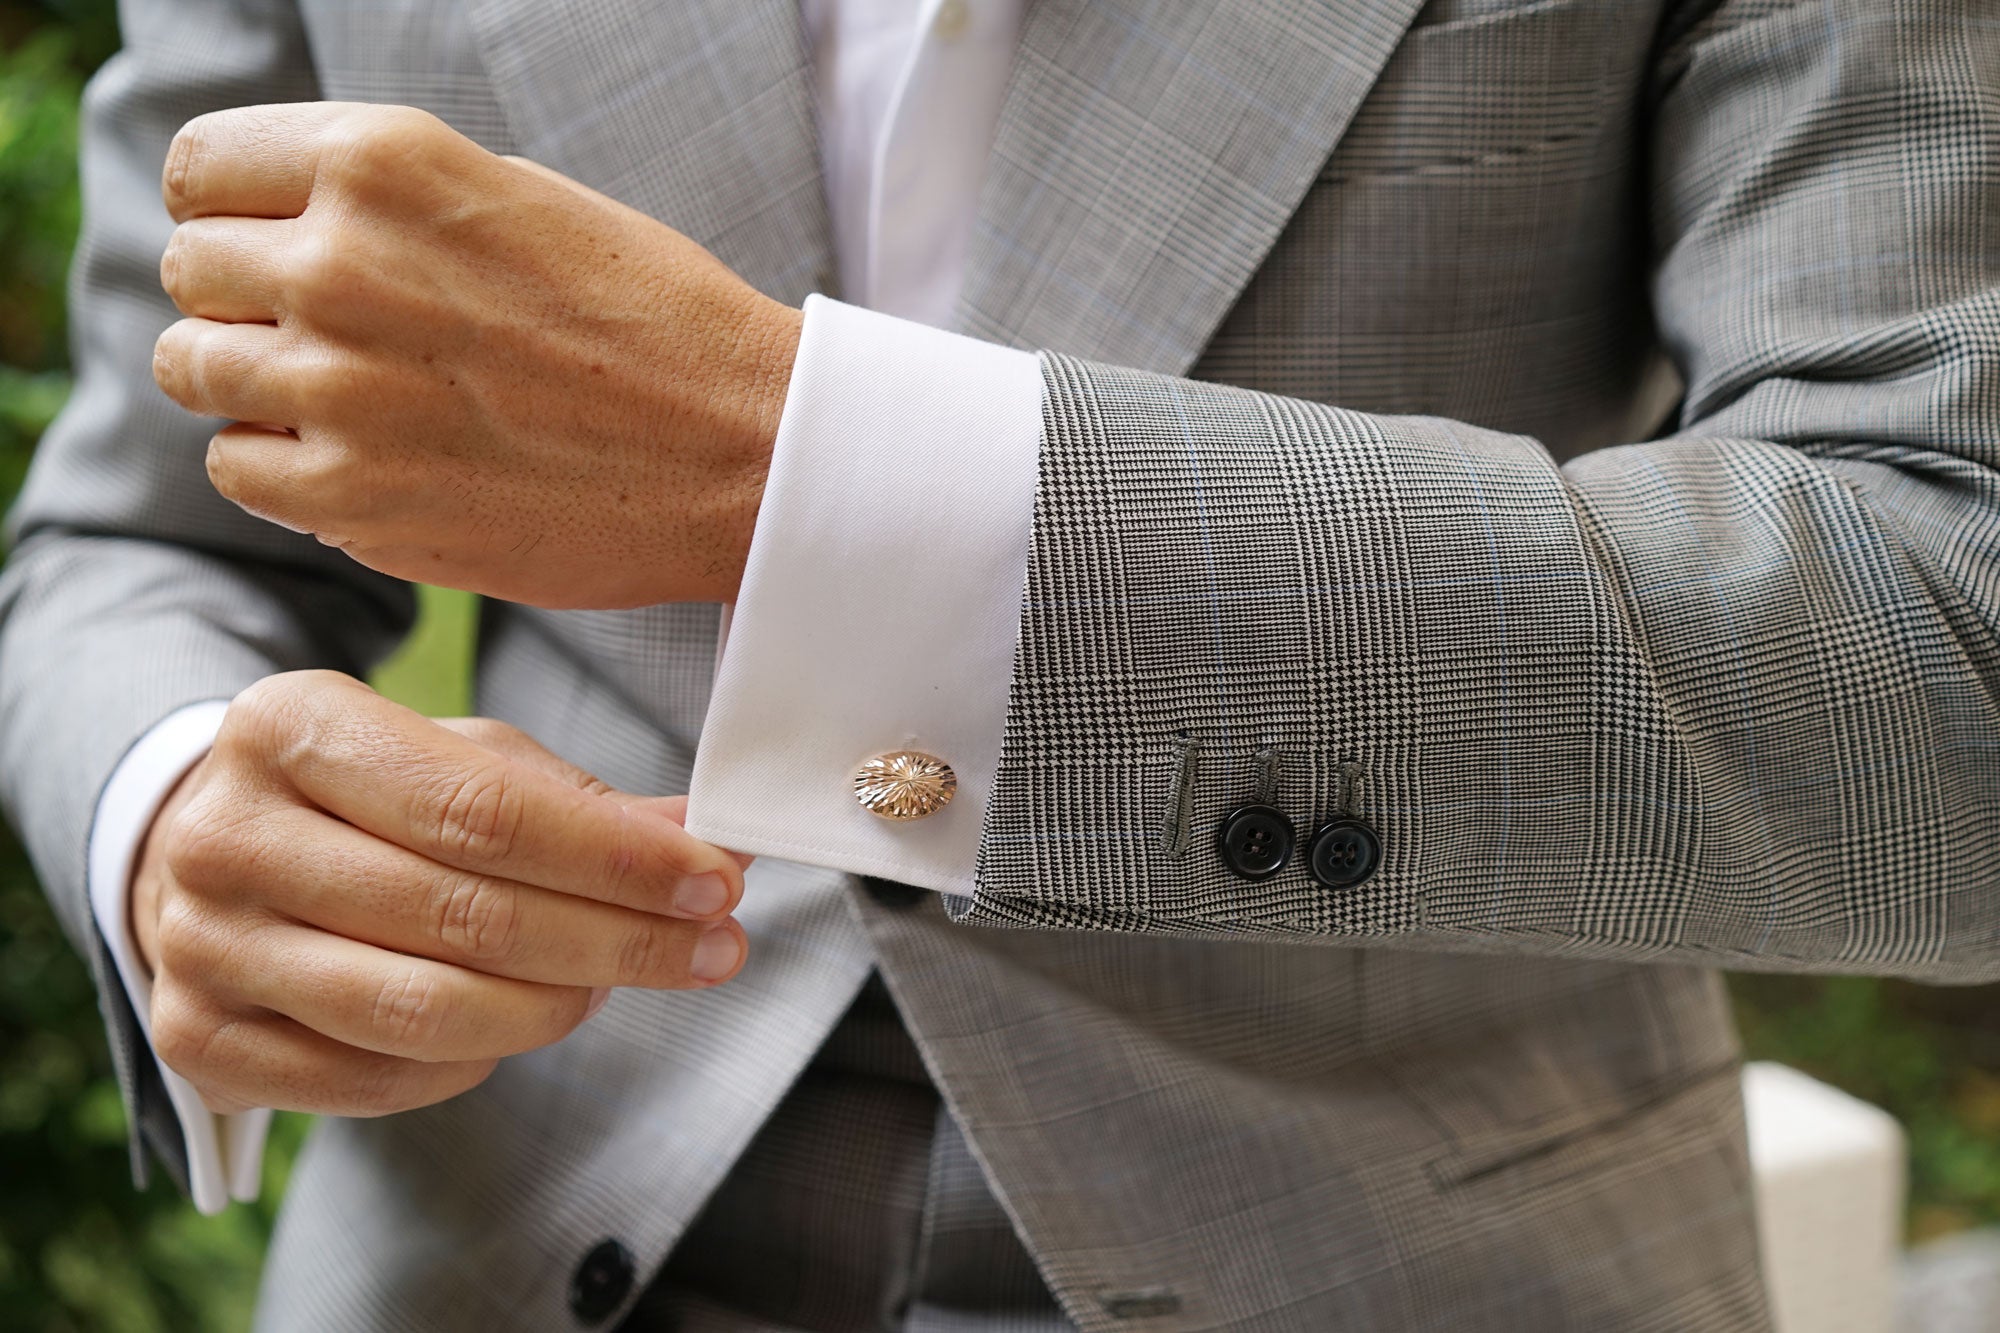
[3,0,1988,1326]
[617,975,1074,1332]
[960,0,2000,987]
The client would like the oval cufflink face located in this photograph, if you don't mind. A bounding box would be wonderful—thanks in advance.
[1307,819,1380,888]
[853,750,957,820]
[1218,804,1294,880]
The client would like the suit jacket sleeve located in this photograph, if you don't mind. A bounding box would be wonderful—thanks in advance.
[0,0,414,1191]
[958,0,2000,984]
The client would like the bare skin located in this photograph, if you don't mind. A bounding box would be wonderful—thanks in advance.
[139,103,798,1117]
[130,673,752,1116]
[151,101,803,610]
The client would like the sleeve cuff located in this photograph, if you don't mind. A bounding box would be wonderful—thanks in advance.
[87,698,273,1213]
[686,296,1044,893]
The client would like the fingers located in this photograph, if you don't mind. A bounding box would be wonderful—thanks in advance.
[152,986,496,1118]
[206,422,359,534]
[436,720,755,872]
[224,674,748,914]
[244,807,741,986]
[154,318,296,424]
[165,103,344,221]
[162,215,293,322]
[164,102,431,223]
[210,919,590,1062]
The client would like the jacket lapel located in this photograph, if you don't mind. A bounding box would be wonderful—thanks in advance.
[958,0,1429,373]
[464,0,833,308]
[462,0,1427,369]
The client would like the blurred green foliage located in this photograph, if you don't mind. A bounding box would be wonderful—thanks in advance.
[0,6,470,1328]
[0,1,1994,1329]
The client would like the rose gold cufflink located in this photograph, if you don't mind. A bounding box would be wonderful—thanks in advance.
[853,750,957,820]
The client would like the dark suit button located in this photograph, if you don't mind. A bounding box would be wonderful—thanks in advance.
[1307,819,1380,888]
[1217,804,1293,880]
[569,1238,636,1324]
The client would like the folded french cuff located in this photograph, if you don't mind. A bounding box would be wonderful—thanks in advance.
[686,296,1045,895]
[88,698,272,1214]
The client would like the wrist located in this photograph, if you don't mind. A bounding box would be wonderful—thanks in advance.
[706,295,803,603]
[739,297,804,465]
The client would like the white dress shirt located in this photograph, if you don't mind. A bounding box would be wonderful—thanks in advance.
[87,0,1041,1213]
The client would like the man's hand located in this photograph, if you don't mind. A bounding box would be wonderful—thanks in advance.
[151,102,803,610]
[132,670,750,1117]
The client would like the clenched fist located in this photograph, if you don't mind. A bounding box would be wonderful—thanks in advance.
[152,102,802,610]
[133,671,750,1117]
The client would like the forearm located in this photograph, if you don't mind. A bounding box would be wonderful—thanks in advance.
[954,355,2000,981]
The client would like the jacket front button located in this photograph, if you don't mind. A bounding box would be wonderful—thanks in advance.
[1307,818,1381,888]
[1217,804,1294,880]
[569,1238,636,1324]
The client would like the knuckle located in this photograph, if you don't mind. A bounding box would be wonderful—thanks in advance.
[153,892,224,971]
[153,324,195,406]
[431,874,520,966]
[430,769,523,863]
[223,674,307,761]
[615,919,689,988]
[320,106,445,193]
[178,325,242,409]
[151,898,199,973]
[286,356,360,437]
[295,362,378,448]
[600,808,649,903]
[287,229,368,311]
[204,431,249,504]
[221,670,354,775]
[156,903,277,1005]
[159,801,238,888]
[163,116,213,213]
[159,229,187,302]
[344,1055,424,1117]
[452,717,520,749]
[180,323,216,398]
[150,1007,205,1077]
[151,985,230,1080]
[369,968,446,1052]
[316,118,386,189]
[372,103,446,144]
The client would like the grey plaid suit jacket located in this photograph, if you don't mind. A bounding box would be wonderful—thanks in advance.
[4,0,1995,1326]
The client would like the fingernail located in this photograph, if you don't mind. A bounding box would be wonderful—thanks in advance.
[674,872,731,918]
[585,987,611,1019]
[690,923,743,983]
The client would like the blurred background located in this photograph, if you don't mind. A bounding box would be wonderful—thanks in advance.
[0,2,1995,1329]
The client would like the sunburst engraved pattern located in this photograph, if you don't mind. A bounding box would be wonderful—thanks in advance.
[852,750,957,820]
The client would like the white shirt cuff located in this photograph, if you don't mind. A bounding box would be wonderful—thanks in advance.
[686,296,1044,894]
[88,698,272,1214]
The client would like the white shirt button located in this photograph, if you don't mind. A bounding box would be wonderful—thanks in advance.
[933,0,971,42]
